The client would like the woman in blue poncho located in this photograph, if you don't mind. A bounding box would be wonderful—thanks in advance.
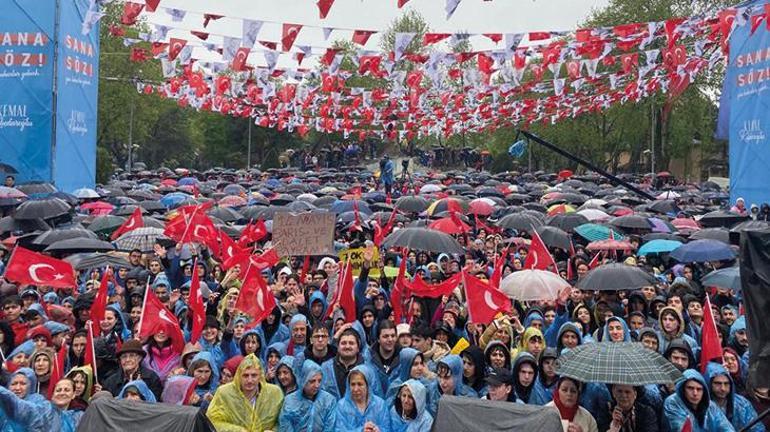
[334,365,391,432]
[0,376,83,432]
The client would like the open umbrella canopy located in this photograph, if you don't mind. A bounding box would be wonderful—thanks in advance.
[86,215,126,234]
[33,226,98,247]
[468,198,495,216]
[330,199,371,215]
[500,270,571,301]
[535,226,571,250]
[609,215,652,230]
[576,208,610,222]
[64,253,131,271]
[637,239,682,256]
[689,227,730,243]
[0,186,27,206]
[586,239,635,251]
[574,223,624,242]
[701,266,741,292]
[556,342,682,385]
[381,228,464,254]
[13,197,71,220]
[112,205,148,217]
[546,213,589,232]
[73,188,101,199]
[113,227,168,252]
[45,238,115,254]
[496,213,543,232]
[429,217,471,235]
[576,263,657,291]
[671,218,701,231]
[16,182,57,196]
[670,239,737,262]
[0,216,50,235]
[80,201,115,216]
[698,210,749,228]
[427,198,468,216]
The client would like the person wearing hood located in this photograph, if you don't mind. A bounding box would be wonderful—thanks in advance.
[259,306,290,348]
[427,353,478,416]
[286,314,309,357]
[303,324,337,366]
[118,379,158,403]
[600,316,632,343]
[511,352,539,404]
[27,325,52,351]
[308,291,328,329]
[0,320,15,362]
[333,365,390,432]
[386,347,433,404]
[657,307,700,360]
[389,379,433,432]
[556,322,584,353]
[321,328,365,399]
[279,359,337,432]
[461,345,487,397]
[637,327,663,353]
[722,347,748,398]
[197,316,225,371]
[238,328,267,362]
[532,347,559,405]
[64,365,93,411]
[596,384,659,432]
[728,316,748,358]
[1,368,46,431]
[485,338,512,371]
[207,353,284,431]
[663,369,734,432]
[545,377,598,432]
[513,327,545,360]
[265,342,286,384]
[30,347,55,396]
[187,351,220,409]
[703,362,763,432]
[358,305,379,347]
[367,319,402,397]
[5,339,35,371]
[0,376,84,432]
[275,355,299,395]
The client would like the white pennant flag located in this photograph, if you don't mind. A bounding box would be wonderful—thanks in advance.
[645,49,660,67]
[151,25,171,41]
[166,8,186,22]
[323,28,334,40]
[178,45,193,65]
[609,74,619,90]
[394,32,416,61]
[242,20,263,48]
[81,5,104,36]
[263,51,279,71]
[160,58,178,78]
[223,37,241,62]
[582,58,599,78]
[504,33,523,53]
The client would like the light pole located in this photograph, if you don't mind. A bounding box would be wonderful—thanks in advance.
[247,119,252,169]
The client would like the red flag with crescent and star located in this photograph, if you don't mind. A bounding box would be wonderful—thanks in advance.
[111,206,144,240]
[4,247,76,288]
[462,270,511,324]
[137,287,185,354]
[523,229,558,273]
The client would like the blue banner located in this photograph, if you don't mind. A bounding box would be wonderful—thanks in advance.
[53,0,99,192]
[0,0,56,183]
[726,5,770,208]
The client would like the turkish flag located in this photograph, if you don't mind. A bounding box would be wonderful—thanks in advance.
[325,258,356,322]
[588,251,603,269]
[168,38,186,61]
[234,267,276,324]
[317,0,335,18]
[111,207,144,240]
[373,210,398,246]
[404,272,462,298]
[352,30,376,45]
[398,0,410,7]
[121,2,144,26]
[232,47,250,71]
[463,270,511,324]
[523,229,558,272]
[282,23,303,51]
[130,47,148,62]
[48,342,68,399]
[490,247,510,290]
[4,247,76,288]
[189,258,206,344]
[90,268,113,326]
[238,219,268,246]
[164,205,218,245]
[145,0,161,12]
[391,252,408,324]
[211,228,242,264]
[700,294,723,373]
[138,287,185,354]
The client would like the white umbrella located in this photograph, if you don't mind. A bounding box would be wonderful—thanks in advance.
[657,191,681,199]
[419,184,443,194]
[73,188,101,199]
[500,270,571,301]
[577,208,610,221]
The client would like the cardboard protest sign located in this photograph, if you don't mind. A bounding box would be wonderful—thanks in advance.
[273,212,335,256]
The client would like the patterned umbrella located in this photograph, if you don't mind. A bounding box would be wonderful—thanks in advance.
[556,342,682,385]
[64,252,131,271]
[113,227,168,252]
[500,270,571,301]
[586,239,635,251]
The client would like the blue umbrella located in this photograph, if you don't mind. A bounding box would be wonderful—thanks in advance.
[670,239,737,262]
[701,266,741,292]
[160,192,191,208]
[177,177,199,186]
[330,199,372,215]
[637,239,682,256]
[574,223,624,242]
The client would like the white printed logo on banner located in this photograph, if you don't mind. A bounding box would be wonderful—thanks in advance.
[739,119,766,143]
[0,104,33,131]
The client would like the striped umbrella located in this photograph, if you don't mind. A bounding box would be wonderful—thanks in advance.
[556,342,682,385]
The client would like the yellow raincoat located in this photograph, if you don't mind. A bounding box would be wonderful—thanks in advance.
[65,365,94,402]
[511,327,544,359]
[206,353,284,432]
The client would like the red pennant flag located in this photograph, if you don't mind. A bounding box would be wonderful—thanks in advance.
[352,30,376,45]
[232,47,250,71]
[121,2,144,25]
[523,230,558,272]
[145,0,161,12]
[326,258,356,322]
[191,30,209,40]
[282,24,303,51]
[588,251,603,269]
[210,228,242,264]
[168,38,186,61]
[391,252,408,324]
[317,0,335,18]
[48,342,68,399]
[463,270,511,324]
[4,247,76,288]
[423,33,451,46]
[299,255,312,284]
[398,0,410,7]
[490,247,509,290]
[202,14,224,28]
[138,287,185,354]
[164,204,218,245]
[189,258,206,344]
[700,294,722,373]
[111,207,144,240]
[84,321,98,385]
[90,268,113,326]
[234,267,276,324]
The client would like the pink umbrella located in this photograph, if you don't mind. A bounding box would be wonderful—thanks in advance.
[469,199,495,216]
[80,201,114,215]
[219,195,248,208]
[671,218,701,231]
[586,239,635,251]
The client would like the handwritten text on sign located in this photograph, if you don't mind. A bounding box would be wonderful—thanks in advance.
[273,212,335,256]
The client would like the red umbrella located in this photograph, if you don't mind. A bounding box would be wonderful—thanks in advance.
[657,171,672,177]
[611,207,634,217]
[671,218,701,231]
[219,195,247,208]
[558,169,573,179]
[468,199,495,216]
[429,217,471,235]
[586,239,635,251]
[80,201,115,216]
[161,178,178,186]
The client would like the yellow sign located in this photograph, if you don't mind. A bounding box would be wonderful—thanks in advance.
[339,247,380,277]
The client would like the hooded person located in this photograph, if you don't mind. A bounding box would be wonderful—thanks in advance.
[321,328,366,399]
[64,365,94,411]
[0,368,47,431]
[702,362,763,432]
[308,291,328,329]
[427,354,478,417]
[30,347,55,396]
[279,359,337,432]
[386,347,433,403]
[389,379,433,432]
[238,328,267,362]
[333,364,390,432]
[261,306,291,347]
[461,345,488,397]
[197,316,225,371]
[511,352,539,404]
[663,369,735,432]
[484,340,512,371]
[0,376,84,432]
[206,353,284,431]
[728,316,748,358]
[532,347,559,405]
[556,322,584,352]
[600,316,632,343]
[117,379,158,403]
[275,355,299,395]
[513,327,545,360]
[657,306,700,360]
[6,340,35,372]
[187,351,220,408]
[286,314,310,357]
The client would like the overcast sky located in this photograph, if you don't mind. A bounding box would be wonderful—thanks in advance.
[145,0,611,68]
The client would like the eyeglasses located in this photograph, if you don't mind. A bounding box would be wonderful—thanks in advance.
[313,334,329,339]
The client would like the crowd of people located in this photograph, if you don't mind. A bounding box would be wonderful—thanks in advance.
[0,166,767,432]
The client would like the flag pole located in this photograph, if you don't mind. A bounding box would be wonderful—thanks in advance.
[87,321,98,383]
[136,275,151,337]
[0,345,5,363]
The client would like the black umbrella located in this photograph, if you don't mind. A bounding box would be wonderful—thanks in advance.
[0,216,50,235]
[33,226,97,246]
[45,238,115,254]
[64,252,131,271]
[143,217,166,229]
[111,205,147,217]
[642,233,686,243]
[16,182,57,196]
[395,196,429,213]
[207,207,244,223]
[546,213,589,232]
[609,215,652,230]
[137,200,166,212]
[535,226,572,250]
[497,213,543,232]
[86,215,126,235]
[648,200,681,215]
[312,196,338,209]
[13,197,71,220]
[381,228,464,254]
[576,263,658,291]
[285,200,317,212]
[699,210,749,228]
[689,228,730,244]
[368,211,409,225]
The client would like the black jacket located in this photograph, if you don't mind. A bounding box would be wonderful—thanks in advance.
[596,400,659,432]
[102,365,163,401]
